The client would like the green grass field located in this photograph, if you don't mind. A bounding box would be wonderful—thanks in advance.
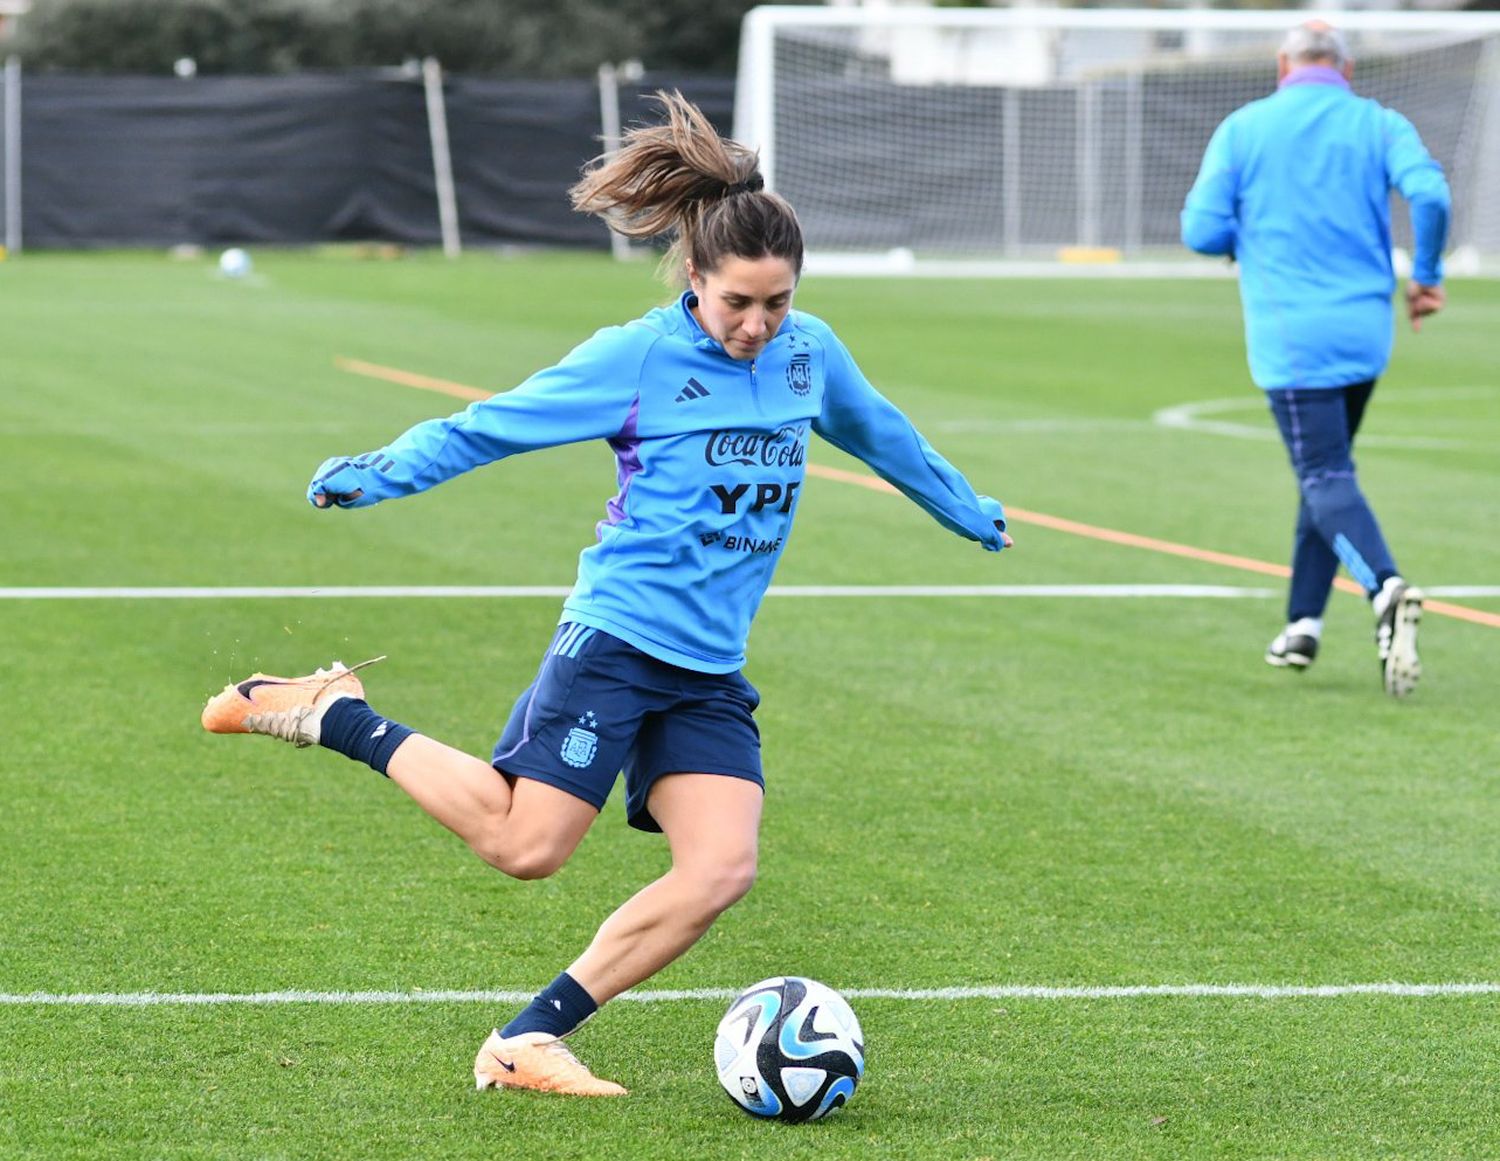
[2,250,1498,1160]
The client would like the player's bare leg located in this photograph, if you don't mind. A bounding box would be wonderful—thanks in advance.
[206,671,599,879]
[474,773,762,1096]
[568,773,763,1004]
[384,737,599,878]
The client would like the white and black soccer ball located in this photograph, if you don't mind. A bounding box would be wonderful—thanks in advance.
[713,976,865,1122]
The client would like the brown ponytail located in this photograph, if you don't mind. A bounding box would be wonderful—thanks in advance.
[570,90,804,284]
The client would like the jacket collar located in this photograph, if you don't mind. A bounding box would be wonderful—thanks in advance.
[678,290,708,339]
[1279,64,1351,92]
[678,290,730,354]
[677,289,790,357]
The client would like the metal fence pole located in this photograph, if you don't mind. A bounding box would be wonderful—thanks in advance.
[1077,81,1098,249]
[1002,86,1020,256]
[421,57,461,258]
[1124,69,1143,255]
[4,56,19,256]
[597,62,633,262]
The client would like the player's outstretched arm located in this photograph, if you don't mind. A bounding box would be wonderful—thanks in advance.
[812,326,1010,552]
[307,327,647,512]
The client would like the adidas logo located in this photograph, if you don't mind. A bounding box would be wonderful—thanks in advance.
[675,377,711,403]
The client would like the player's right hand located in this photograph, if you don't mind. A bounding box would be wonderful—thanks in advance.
[307,456,372,509]
[977,494,1011,551]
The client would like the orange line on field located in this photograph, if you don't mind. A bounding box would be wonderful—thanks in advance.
[809,464,1500,628]
[334,356,491,402]
[1423,598,1500,628]
[336,357,1500,630]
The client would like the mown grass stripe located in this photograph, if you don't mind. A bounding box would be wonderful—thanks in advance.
[0,584,1285,600]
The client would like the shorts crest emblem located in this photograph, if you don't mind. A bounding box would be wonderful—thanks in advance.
[561,726,598,768]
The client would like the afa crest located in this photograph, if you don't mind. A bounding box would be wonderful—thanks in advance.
[785,352,812,396]
[560,726,598,768]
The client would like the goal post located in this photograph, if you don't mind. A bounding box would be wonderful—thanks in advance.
[735,6,1500,277]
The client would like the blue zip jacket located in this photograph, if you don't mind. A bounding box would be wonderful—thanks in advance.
[309,292,1006,672]
[1181,66,1450,390]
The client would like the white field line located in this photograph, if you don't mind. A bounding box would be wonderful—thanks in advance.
[2,585,1496,600]
[0,584,1280,600]
[0,586,572,600]
[5,982,1500,1006]
[1153,387,1498,450]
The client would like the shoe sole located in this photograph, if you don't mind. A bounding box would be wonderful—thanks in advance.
[1265,652,1314,670]
[1383,589,1424,698]
[473,1065,627,1097]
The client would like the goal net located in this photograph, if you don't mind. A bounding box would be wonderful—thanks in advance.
[734,6,1500,276]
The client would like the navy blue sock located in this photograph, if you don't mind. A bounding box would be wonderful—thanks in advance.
[500,972,599,1039]
[317,697,415,777]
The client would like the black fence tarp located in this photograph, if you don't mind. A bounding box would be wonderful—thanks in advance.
[12,72,735,249]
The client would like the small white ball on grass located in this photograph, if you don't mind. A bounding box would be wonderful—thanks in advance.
[218,248,252,278]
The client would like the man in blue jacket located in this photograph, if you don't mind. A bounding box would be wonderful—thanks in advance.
[1181,20,1450,697]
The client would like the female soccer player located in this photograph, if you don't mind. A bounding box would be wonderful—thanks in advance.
[203,93,1012,1097]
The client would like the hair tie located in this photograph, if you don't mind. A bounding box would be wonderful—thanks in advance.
[727,173,765,196]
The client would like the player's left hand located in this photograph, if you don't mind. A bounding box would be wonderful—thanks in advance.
[1406,281,1445,332]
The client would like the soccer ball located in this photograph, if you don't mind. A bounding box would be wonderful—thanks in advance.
[218,247,252,278]
[713,976,865,1122]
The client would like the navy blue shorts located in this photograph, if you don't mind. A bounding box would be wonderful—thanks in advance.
[492,624,763,833]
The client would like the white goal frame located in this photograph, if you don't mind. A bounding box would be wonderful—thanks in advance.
[735,6,1500,277]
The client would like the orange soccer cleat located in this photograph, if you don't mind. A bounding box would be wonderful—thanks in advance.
[201,658,382,747]
[473,1029,627,1097]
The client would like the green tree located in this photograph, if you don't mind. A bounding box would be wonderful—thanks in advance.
[16,0,329,74]
[317,0,643,77]
[13,0,822,75]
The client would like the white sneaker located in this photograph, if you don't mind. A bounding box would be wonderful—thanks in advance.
[1266,617,1322,670]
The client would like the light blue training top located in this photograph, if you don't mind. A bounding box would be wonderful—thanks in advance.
[1181,66,1451,390]
[311,292,1006,673]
